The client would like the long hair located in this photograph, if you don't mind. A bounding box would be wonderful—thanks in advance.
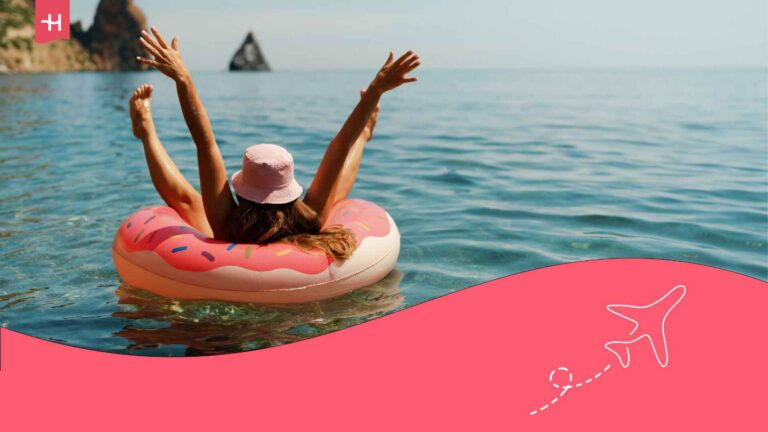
[229,197,357,260]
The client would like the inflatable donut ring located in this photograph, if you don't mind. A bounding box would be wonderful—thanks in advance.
[112,199,400,303]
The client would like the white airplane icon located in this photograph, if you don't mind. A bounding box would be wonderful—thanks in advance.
[530,284,688,416]
[604,285,687,368]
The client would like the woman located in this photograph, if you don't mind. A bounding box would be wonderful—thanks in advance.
[129,27,420,260]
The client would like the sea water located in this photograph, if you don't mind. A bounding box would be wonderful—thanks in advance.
[1,69,765,355]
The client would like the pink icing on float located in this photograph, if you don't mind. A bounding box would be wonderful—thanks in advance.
[112,199,400,303]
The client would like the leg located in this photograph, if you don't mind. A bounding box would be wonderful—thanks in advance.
[329,90,380,204]
[130,84,214,236]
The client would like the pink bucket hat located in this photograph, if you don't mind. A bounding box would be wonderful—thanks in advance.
[231,144,303,204]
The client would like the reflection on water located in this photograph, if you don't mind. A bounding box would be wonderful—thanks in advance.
[111,270,404,356]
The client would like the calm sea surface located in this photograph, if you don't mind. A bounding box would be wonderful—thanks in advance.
[1,69,766,355]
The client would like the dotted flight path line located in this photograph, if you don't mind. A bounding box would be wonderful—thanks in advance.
[529,363,611,416]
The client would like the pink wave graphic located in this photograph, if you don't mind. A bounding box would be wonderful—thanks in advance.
[0,259,765,430]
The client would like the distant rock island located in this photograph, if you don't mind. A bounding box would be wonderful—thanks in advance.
[229,31,270,71]
[0,0,149,73]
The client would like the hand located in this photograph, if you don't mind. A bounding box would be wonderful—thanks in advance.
[369,50,420,94]
[136,27,189,83]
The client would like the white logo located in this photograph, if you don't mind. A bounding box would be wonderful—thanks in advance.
[41,13,62,32]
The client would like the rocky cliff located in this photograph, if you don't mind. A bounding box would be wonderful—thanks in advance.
[71,0,148,71]
[0,0,148,73]
[229,31,270,71]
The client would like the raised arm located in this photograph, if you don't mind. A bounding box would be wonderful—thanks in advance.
[137,28,236,240]
[304,50,420,222]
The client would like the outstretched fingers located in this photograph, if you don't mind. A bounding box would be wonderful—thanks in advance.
[383,51,394,67]
[371,49,421,93]
[136,27,188,81]
[396,51,420,84]
[139,38,162,60]
[401,52,420,67]
[150,26,169,49]
[402,60,420,74]
[136,56,161,68]
[141,30,163,52]
[393,50,414,67]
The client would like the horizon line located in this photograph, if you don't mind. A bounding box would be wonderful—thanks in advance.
[186,65,767,72]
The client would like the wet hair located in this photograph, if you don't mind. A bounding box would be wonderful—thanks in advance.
[229,196,357,261]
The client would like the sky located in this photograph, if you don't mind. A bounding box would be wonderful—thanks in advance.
[71,0,767,71]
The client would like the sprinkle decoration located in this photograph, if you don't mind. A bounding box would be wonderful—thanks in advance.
[354,221,371,231]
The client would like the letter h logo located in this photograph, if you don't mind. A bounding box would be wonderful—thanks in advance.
[35,0,70,43]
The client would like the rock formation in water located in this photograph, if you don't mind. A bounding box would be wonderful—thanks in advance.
[229,31,270,71]
[0,0,149,73]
